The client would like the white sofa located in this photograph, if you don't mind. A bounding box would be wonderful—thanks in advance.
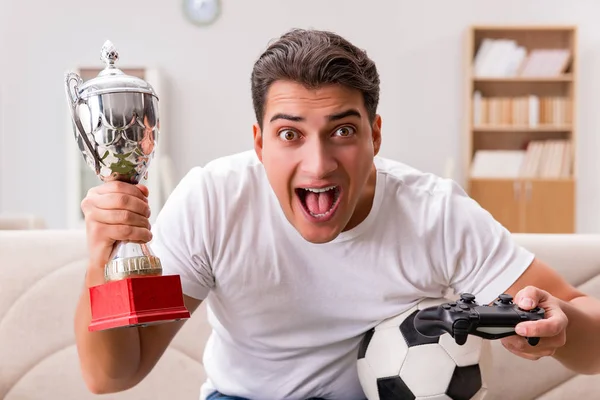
[0,229,599,400]
[0,214,46,230]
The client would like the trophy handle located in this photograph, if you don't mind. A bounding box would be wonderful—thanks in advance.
[64,72,103,175]
[65,72,83,106]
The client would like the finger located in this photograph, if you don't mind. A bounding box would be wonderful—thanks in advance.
[516,315,568,338]
[90,223,152,243]
[90,181,149,202]
[501,338,556,359]
[88,193,151,218]
[502,334,560,352]
[108,225,152,243]
[136,184,149,197]
[87,208,151,229]
[514,285,549,310]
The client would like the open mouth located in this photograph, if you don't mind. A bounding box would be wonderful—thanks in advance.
[295,185,342,221]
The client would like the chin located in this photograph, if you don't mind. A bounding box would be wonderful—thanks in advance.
[295,225,341,244]
[294,209,347,244]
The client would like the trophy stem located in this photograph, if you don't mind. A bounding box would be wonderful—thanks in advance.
[105,241,163,281]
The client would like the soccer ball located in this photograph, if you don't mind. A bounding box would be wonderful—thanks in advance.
[357,298,489,400]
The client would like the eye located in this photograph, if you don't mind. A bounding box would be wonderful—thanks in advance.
[278,129,300,141]
[334,126,356,137]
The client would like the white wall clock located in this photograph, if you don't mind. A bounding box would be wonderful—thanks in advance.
[183,0,221,26]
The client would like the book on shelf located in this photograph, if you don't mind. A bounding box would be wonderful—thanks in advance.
[473,38,571,78]
[472,91,571,127]
[470,149,525,178]
[470,139,572,179]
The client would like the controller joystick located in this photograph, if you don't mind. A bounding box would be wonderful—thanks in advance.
[494,293,513,306]
[414,293,545,346]
[459,293,476,303]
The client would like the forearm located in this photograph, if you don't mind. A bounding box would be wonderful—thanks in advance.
[74,266,142,393]
[554,295,600,375]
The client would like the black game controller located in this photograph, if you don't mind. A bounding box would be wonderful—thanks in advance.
[413,293,545,346]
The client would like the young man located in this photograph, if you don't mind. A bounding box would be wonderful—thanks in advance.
[75,29,600,400]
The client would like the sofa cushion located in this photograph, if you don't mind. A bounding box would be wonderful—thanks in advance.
[5,345,204,400]
[0,230,209,400]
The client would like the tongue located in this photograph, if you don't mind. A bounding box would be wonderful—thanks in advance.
[305,190,334,215]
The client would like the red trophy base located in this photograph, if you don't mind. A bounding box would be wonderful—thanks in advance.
[88,274,191,331]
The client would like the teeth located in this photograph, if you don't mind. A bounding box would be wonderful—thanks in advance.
[303,186,336,193]
[299,186,340,219]
[310,210,331,218]
[302,185,340,218]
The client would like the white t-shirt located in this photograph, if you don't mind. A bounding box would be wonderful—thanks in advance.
[150,150,534,400]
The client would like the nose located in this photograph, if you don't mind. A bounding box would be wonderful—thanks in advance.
[299,138,338,179]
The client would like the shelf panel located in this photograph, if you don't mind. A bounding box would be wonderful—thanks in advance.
[472,74,573,83]
[471,25,577,32]
[473,125,572,132]
[468,177,575,183]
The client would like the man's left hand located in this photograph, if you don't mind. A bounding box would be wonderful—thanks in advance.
[501,286,569,360]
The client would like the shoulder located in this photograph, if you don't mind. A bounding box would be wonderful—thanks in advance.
[201,151,269,202]
[176,150,266,194]
[375,156,494,234]
[375,156,466,204]
[168,151,271,233]
[153,150,268,246]
[203,150,263,175]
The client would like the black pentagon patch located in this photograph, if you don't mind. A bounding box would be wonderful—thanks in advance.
[446,364,482,400]
[358,328,374,359]
[400,310,439,347]
[377,376,415,400]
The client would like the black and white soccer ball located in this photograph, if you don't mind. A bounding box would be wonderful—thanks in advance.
[357,298,489,400]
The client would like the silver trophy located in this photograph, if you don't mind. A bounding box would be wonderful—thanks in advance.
[65,40,162,282]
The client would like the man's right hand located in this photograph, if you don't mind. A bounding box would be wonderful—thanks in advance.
[75,181,202,395]
[80,181,153,282]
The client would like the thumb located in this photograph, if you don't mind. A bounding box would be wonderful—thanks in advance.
[514,286,548,310]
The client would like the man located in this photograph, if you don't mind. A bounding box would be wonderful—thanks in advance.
[75,29,600,400]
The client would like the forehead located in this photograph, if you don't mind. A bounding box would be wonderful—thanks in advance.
[264,80,365,118]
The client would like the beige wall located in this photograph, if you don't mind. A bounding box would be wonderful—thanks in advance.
[1,0,599,231]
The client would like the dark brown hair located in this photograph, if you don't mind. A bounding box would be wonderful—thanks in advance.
[251,29,380,128]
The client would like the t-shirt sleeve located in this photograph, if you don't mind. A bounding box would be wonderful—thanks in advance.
[435,180,535,305]
[149,167,215,300]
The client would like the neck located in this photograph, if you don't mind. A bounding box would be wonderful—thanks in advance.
[343,164,377,232]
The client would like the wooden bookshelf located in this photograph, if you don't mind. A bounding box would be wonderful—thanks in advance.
[465,25,577,233]
[473,75,573,83]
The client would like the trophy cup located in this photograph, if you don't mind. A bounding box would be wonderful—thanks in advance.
[65,40,190,331]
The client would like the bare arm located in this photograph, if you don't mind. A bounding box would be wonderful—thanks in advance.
[74,182,203,393]
[505,258,600,375]
[75,265,201,393]
[553,295,600,374]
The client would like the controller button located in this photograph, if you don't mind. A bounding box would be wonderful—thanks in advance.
[454,320,470,330]
[449,302,457,307]
[442,304,451,310]
[459,304,470,310]
[460,293,476,302]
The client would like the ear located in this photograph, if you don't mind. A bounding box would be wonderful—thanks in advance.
[253,123,263,162]
[371,114,382,155]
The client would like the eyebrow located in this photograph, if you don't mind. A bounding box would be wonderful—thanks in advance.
[327,109,362,121]
[269,108,362,123]
[270,113,304,123]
